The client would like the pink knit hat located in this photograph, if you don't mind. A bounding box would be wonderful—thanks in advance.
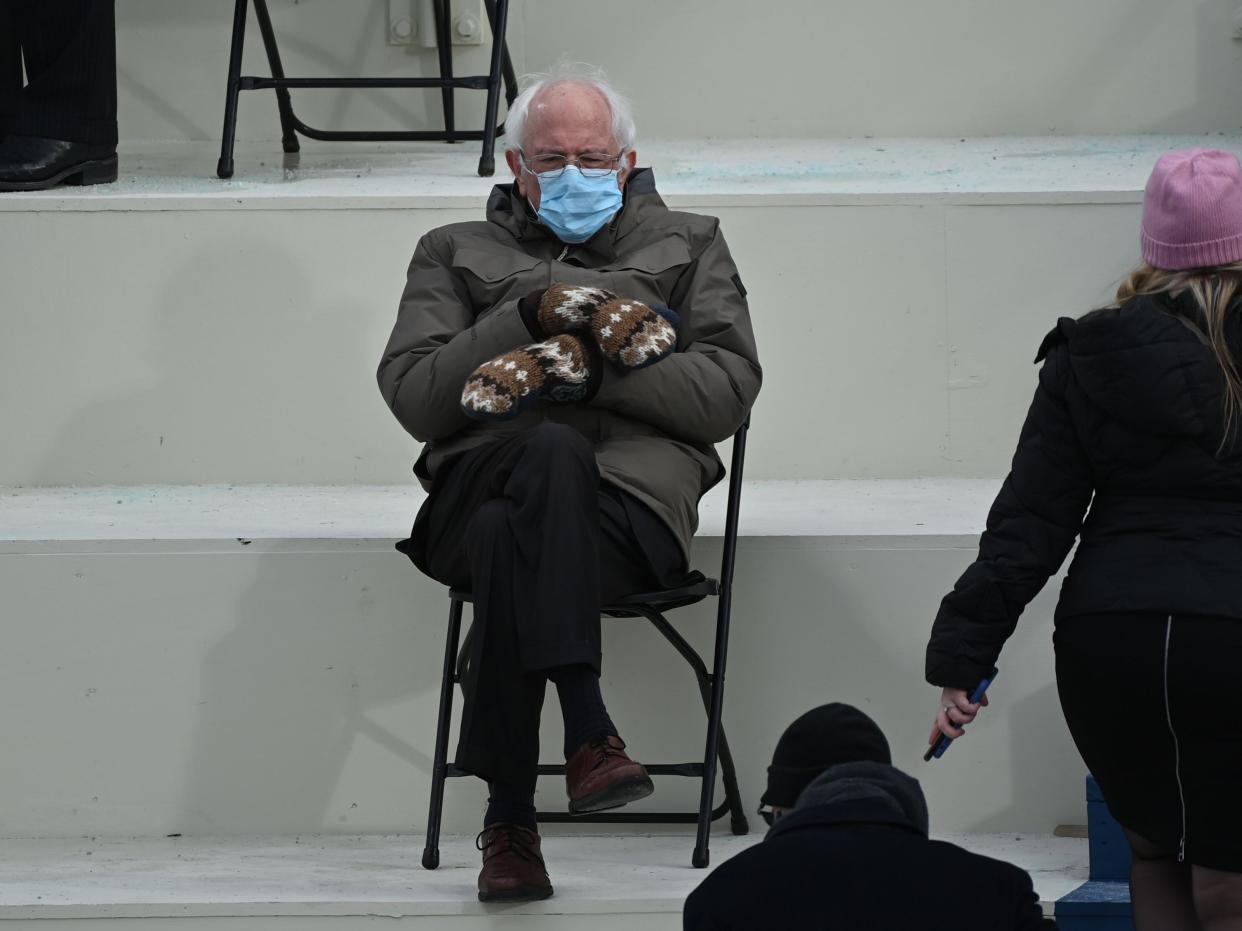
[1141,148,1242,270]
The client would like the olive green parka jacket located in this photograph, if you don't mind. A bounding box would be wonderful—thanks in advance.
[377,168,762,557]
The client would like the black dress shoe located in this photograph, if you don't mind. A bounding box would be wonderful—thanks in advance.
[0,135,117,191]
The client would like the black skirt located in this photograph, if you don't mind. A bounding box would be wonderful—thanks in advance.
[1055,612,1242,872]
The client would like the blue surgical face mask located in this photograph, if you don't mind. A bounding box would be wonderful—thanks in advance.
[531,165,623,244]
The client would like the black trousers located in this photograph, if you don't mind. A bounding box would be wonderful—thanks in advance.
[0,0,117,146]
[402,422,686,793]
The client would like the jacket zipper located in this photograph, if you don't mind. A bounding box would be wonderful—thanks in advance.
[557,246,569,261]
[1163,615,1187,863]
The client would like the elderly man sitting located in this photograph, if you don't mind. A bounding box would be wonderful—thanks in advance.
[377,65,761,902]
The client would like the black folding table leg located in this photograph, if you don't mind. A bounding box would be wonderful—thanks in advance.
[421,598,464,870]
[433,0,455,141]
[477,0,508,176]
[217,0,249,179]
[251,0,301,154]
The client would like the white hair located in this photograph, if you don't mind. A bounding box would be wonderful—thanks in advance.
[504,62,637,155]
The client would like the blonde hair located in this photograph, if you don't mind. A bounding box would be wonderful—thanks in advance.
[1110,261,1242,449]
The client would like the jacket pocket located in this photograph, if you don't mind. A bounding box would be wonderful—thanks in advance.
[451,247,543,315]
[607,240,692,306]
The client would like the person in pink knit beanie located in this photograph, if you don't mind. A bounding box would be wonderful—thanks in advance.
[924,147,1242,931]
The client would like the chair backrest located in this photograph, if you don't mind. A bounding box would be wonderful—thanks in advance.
[716,420,750,600]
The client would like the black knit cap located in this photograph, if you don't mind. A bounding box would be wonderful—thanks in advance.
[760,703,892,808]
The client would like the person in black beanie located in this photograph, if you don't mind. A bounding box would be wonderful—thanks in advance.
[0,0,118,191]
[683,704,1055,931]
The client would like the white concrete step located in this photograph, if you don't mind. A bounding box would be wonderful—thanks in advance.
[0,136,1207,211]
[0,481,1086,840]
[0,832,1086,928]
[0,479,996,542]
[2,136,1230,486]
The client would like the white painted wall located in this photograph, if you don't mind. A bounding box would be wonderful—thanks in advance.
[114,0,1242,144]
[0,198,1140,486]
[0,536,1083,838]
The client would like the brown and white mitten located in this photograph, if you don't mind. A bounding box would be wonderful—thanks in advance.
[460,333,599,421]
[522,283,680,370]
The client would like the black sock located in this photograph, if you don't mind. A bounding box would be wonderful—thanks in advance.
[548,663,618,759]
[484,780,537,831]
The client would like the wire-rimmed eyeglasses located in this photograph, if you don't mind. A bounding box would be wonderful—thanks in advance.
[520,149,626,179]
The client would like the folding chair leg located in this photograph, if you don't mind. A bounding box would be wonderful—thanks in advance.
[433,0,456,140]
[217,0,250,179]
[251,0,301,154]
[641,609,749,860]
[499,31,518,107]
[421,598,464,870]
[714,721,749,835]
[477,0,509,177]
[694,593,738,868]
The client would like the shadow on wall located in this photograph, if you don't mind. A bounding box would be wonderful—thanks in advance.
[178,543,455,834]
[719,538,938,821]
[989,680,1088,832]
[25,214,410,486]
[24,234,470,832]
[716,536,1086,835]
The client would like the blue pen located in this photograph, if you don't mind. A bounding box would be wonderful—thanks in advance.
[924,667,998,762]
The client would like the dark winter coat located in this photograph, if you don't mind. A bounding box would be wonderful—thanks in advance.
[376,169,762,558]
[927,291,1242,688]
[683,762,1054,930]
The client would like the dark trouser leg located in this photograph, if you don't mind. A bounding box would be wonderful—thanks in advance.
[547,663,615,759]
[456,495,554,797]
[407,423,685,796]
[10,0,117,146]
[0,2,19,134]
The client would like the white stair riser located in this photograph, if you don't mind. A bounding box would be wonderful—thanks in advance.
[1,537,1083,838]
[0,202,1140,485]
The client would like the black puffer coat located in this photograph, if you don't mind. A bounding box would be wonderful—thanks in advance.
[927,291,1242,689]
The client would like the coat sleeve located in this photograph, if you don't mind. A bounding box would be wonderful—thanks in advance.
[682,883,726,931]
[376,233,534,443]
[591,220,762,445]
[925,341,1094,688]
[1011,866,1059,930]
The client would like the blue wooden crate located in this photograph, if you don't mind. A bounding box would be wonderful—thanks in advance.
[1055,775,1134,929]
[1055,881,1133,930]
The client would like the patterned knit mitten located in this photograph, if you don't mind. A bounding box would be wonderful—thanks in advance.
[524,283,680,371]
[460,334,599,421]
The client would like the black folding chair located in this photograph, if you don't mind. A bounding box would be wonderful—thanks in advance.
[217,0,518,179]
[421,422,752,870]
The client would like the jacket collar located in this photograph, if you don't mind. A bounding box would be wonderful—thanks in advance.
[767,761,931,841]
[767,796,928,840]
[484,167,664,264]
[1041,291,1239,444]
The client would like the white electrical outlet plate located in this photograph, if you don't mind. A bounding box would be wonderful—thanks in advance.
[390,0,486,48]
[387,0,418,45]
[416,0,485,48]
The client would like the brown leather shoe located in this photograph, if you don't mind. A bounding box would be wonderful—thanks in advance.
[476,823,553,903]
[565,735,655,814]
